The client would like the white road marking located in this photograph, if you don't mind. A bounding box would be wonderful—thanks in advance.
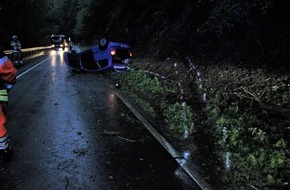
[16,57,50,79]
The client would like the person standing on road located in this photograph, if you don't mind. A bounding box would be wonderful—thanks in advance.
[0,39,17,162]
[10,35,23,66]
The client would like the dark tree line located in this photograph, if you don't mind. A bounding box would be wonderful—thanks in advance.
[68,0,290,65]
[0,0,53,49]
[1,0,289,66]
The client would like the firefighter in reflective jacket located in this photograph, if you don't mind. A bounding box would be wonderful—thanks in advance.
[0,40,17,162]
[11,35,23,65]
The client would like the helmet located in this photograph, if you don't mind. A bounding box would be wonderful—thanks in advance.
[12,35,17,40]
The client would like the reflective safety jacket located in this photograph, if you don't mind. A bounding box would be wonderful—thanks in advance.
[11,40,21,51]
[0,51,17,102]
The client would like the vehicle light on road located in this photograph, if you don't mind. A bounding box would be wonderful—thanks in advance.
[110,50,116,56]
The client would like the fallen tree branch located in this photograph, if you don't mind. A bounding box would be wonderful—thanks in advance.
[247,184,261,190]
[241,86,262,102]
[117,135,137,143]
[237,95,290,119]
[102,129,121,136]
[102,130,136,142]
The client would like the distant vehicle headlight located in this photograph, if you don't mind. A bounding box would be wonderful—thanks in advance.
[52,44,55,48]
[60,44,63,47]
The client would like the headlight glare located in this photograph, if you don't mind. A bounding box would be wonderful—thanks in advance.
[111,50,116,56]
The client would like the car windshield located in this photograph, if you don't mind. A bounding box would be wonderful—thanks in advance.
[51,36,62,42]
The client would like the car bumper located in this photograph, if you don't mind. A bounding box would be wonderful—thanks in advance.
[113,65,130,73]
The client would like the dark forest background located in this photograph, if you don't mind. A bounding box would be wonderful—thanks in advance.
[0,0,289,67]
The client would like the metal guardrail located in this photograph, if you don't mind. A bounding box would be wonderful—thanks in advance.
[4,46,52,55]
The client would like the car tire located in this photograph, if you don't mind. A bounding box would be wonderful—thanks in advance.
[99,37,109,51]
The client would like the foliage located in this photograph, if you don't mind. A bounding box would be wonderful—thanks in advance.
[282,88,290,105]
[162,102,196,135]
[118,65,289,189]
[120,69,176,98]
[56,0,79,37]
[64,0,289,65]
[205,91,290,189]
[73,6,89,40]
[117,69,174,118]
[116,69,196,135]
[128,93,156,118]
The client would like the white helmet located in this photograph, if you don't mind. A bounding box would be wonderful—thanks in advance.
[12,35,17,40]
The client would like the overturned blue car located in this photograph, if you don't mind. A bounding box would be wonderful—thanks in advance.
[64,38,132,73]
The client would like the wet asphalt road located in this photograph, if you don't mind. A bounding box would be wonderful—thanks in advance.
[0,50,199,190]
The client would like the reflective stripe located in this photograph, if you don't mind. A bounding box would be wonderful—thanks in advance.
[0,56,9,65]
[0,133,9,150]
[0,57,11,102]
[0,97,8,102]
[0,90,8,102]
[0,90,8,95]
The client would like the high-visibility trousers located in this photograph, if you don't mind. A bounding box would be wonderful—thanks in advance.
[0,103,9,150]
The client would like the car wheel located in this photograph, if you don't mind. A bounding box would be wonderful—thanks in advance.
[99,37,109,51]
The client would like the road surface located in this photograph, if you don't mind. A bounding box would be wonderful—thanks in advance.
[0,50,199,190]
